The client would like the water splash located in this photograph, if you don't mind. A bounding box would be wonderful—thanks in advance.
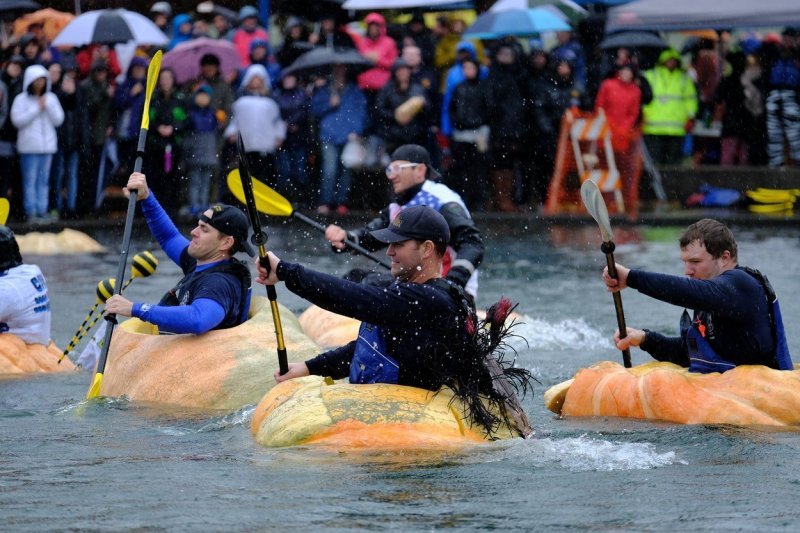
[157,405,256,436]
[54,395,132,415]
[496,434,686,472]
[507,315,610,351]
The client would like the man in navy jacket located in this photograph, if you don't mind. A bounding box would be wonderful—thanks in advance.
[602,218,792,373]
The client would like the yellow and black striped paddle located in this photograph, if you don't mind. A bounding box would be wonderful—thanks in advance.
[59,252,158,364]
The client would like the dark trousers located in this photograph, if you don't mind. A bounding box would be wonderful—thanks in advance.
[644,135,684,165]
[449,141,488,211]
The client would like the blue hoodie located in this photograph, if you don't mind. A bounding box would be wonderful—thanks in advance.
[113,56,149,140]
[168,14,193,51]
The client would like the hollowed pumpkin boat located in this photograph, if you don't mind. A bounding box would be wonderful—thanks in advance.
[99,296,319,409]
[545,360,800,426]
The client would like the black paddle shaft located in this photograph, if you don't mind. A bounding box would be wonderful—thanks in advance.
[236,134,288,375]
[291,212,392,270]
[94,132,147,375]
[601,241,632,368]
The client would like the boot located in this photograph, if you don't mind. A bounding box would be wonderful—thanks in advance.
[491,170,517,212]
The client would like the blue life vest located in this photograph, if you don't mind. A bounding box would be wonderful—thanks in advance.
[685,268,793,373]
[349,322,400,384]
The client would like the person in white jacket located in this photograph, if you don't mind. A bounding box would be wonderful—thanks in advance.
[11,64,64,222]
[225,64,285,188]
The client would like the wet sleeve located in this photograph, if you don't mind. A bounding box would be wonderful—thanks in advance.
[140,194,189,264]
[347,208,391,252]
[439,202,484,284]
[277,262,452,327]
[640,329,690,367]
[626,269,755,319]
[305,341,356,379]
[132,298,225,334]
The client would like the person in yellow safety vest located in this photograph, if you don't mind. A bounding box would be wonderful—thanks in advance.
[642,48,698,165]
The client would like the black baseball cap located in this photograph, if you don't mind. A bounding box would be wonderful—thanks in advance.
[390,144,441,180]
[370,205,450,245]
[200,204,256,257]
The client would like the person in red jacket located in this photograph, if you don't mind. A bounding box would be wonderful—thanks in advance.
[232,6,269,68]
[595,63,643,214]
[349,12,398,95]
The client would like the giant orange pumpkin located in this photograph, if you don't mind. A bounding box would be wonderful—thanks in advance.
[0,334,75,374]
[545,361,800,426]
[251,375,520,448]
[15,229,105,255]
[99,297,321,409]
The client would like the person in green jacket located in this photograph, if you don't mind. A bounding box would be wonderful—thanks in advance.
[642,48,698,165]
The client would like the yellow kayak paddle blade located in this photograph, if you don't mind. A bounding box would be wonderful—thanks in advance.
[0,197,9,224]
[140,50,162,131]
[226,169,293,217]
[86,372,103,399]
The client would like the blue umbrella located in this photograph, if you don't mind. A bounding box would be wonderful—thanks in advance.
[464,7,571,39]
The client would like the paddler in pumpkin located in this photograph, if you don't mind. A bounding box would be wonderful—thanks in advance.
[324,144,484,297]
[103,172,254,334]
[0,225,52,345]
[602,218,793,373]
[257,205,532,436]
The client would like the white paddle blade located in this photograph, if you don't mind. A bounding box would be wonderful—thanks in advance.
[580,180,613,243]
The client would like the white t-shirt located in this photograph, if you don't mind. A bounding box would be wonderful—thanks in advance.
[0,263,52,345]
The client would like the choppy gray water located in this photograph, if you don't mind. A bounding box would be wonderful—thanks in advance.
[2,221,800,531]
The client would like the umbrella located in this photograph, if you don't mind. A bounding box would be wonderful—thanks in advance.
[162,37,241,84]
[464,7,571,39]
[13,8,74,42]
[489,0,587,24]
[607,0,800,32]
[599,31,667,50]
[342,0,471,8]
[0,0,39,18]
[283,47,371,77]
[275,0,347,21]
[52,9,168,47]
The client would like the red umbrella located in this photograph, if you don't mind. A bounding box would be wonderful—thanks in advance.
[161,37,241,84]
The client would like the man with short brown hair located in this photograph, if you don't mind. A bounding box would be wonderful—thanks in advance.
[602,218,792,372]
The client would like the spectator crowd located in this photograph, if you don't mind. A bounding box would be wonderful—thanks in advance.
[0,3,799,222]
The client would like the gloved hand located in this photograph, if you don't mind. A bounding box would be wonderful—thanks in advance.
[684,119,695,134]
[445,265,471,288]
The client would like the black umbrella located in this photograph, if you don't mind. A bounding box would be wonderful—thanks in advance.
[600,31,667,50]
[0,0,39,18]
[274,0,349,22]
[283,47,371,77]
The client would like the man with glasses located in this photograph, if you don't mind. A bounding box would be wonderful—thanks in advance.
[325,144,484,296]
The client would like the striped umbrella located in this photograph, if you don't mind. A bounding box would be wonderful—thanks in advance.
[52,9,168,47]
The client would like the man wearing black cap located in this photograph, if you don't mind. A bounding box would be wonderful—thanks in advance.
[0,225,52,346]
[104,172,254,334]
[325,143,484,296]
[258,205,472,390]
